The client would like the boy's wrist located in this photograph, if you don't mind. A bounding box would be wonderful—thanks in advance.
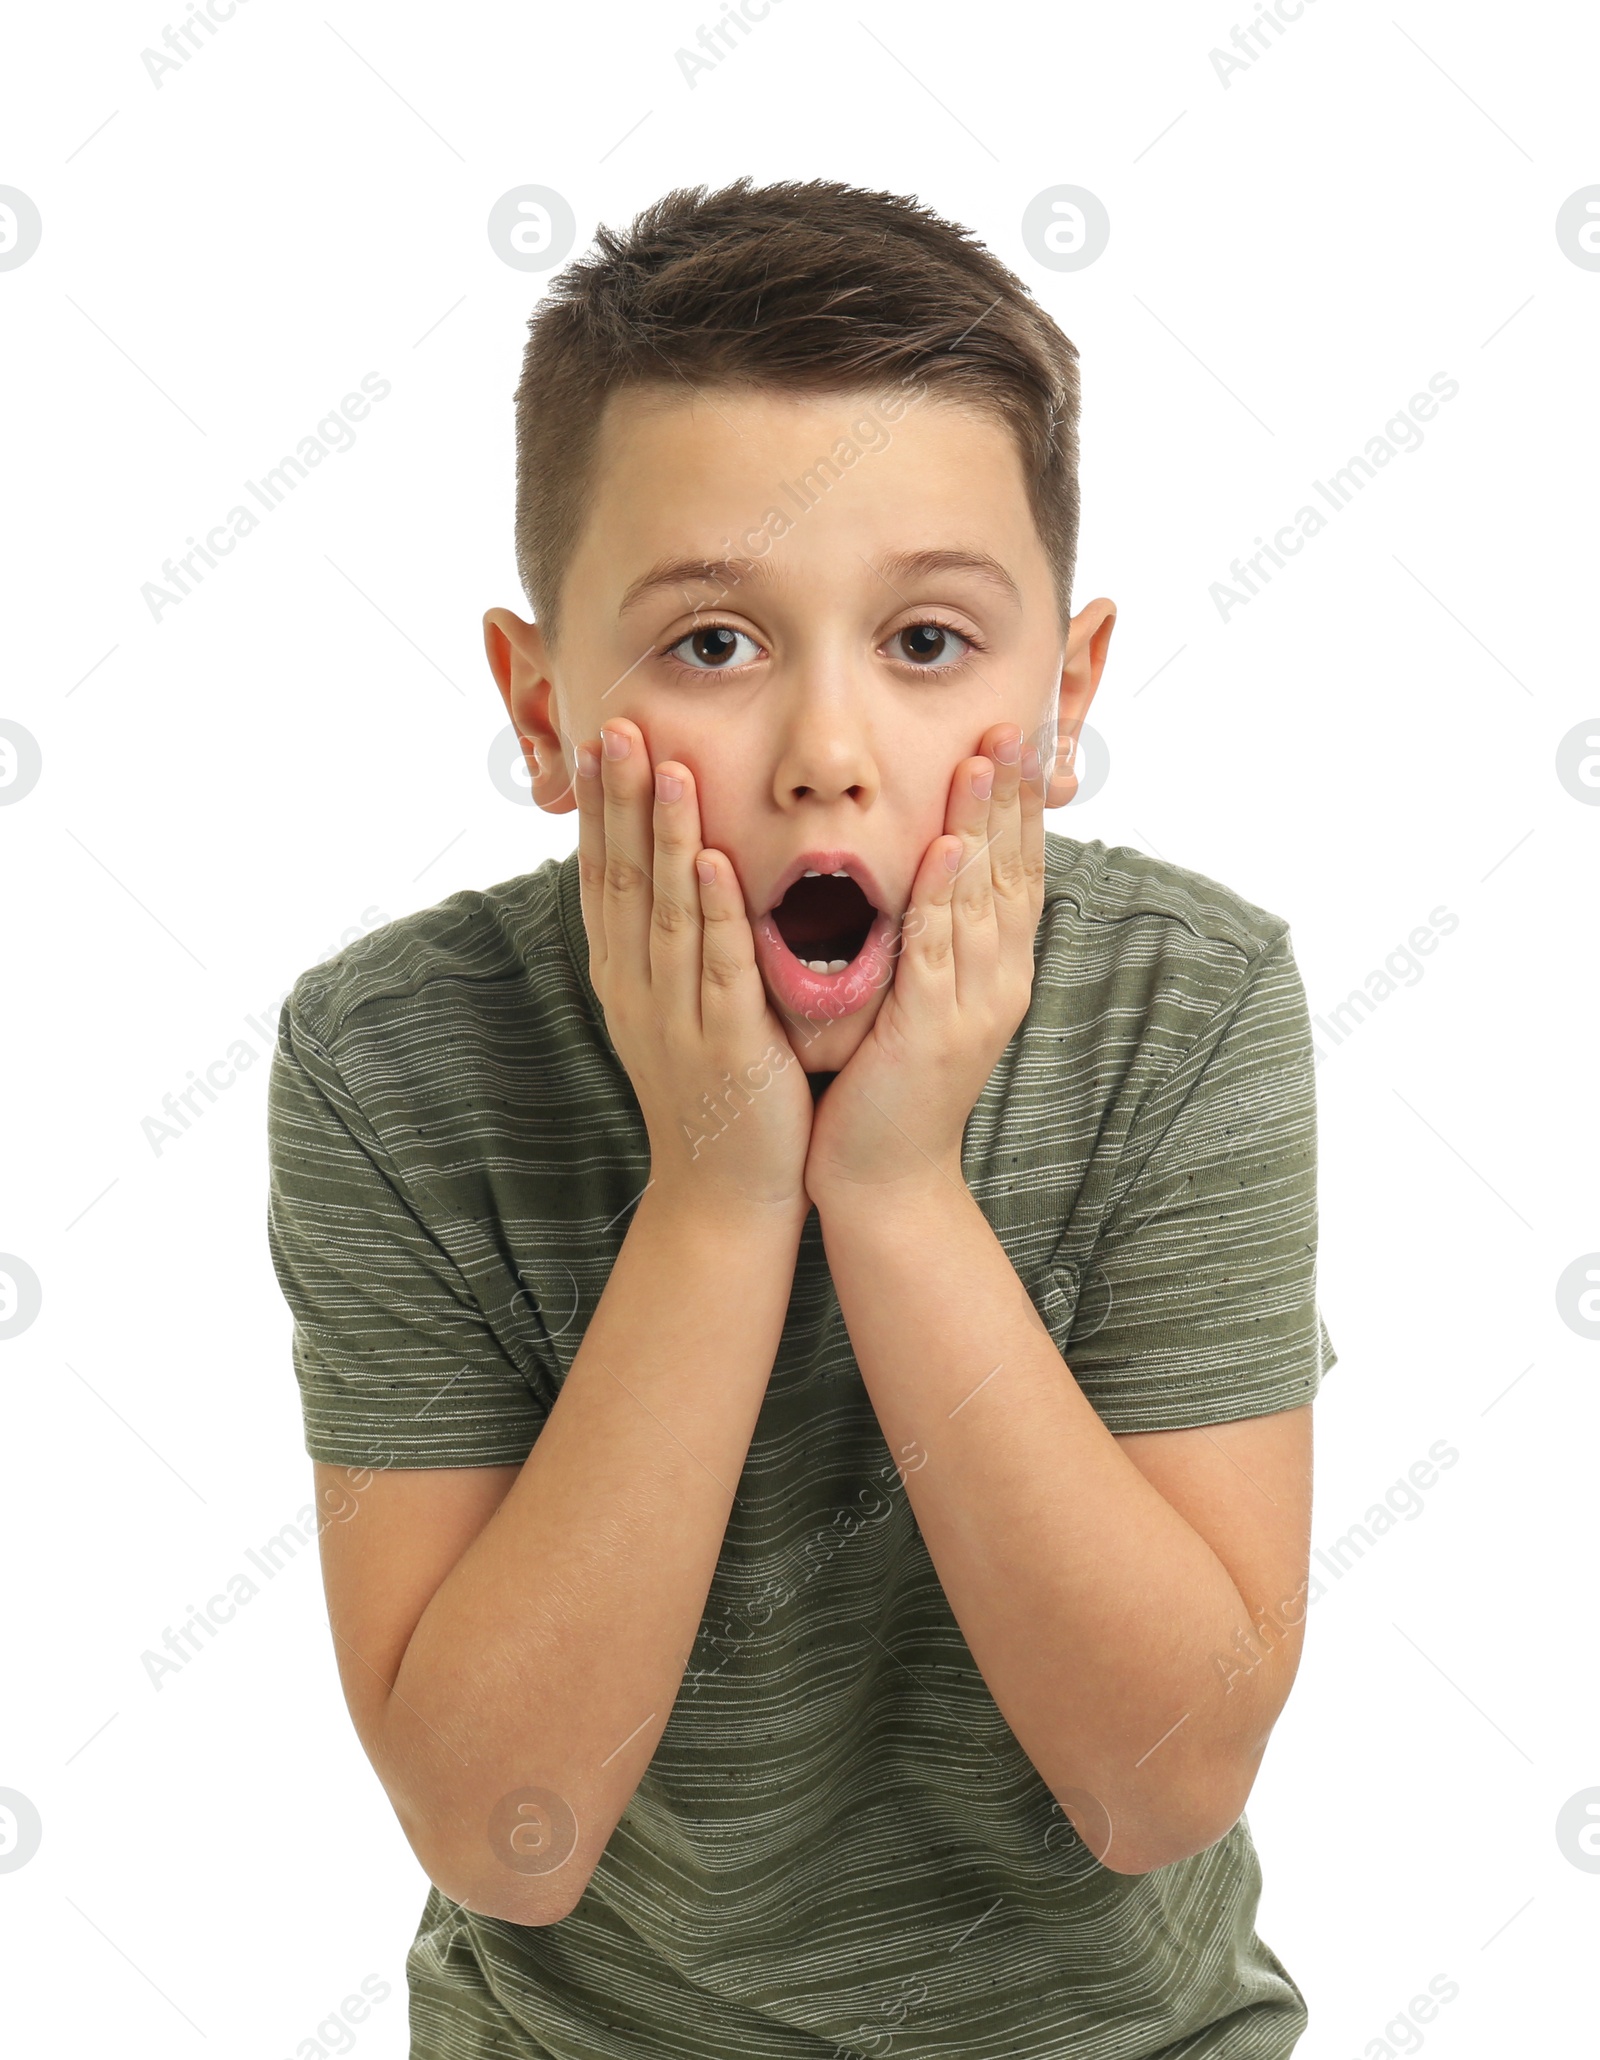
[808,1160,970,1233]
[639,1175,813,1243]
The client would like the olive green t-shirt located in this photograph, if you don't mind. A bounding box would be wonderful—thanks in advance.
[267,831,1336,2060]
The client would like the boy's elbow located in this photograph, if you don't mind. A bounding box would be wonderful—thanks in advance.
[421,1844,590,1927]
[1061,1765,1256,1878]
[395,1796,591,1927]
[1094,1816,1238,1877]
[442,1868,586,1927]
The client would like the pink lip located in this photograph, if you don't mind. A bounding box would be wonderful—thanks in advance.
[753,848,899,1029]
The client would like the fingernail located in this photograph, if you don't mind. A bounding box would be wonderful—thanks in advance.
[576,744,599,779]
[944,840,962,873]
[601,726,630,760]
[696,856,716,883]
[655,769,683,804]
[993,731,1021,765]
[1021,744,1041,780]
[971,765,994,799]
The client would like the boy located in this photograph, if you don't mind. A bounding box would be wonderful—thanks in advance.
[267,177,1335,2058]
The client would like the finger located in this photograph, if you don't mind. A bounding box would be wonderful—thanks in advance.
[694,848,768,1038]
[897,831,963,1014]
[649,760,707,1028]
[946,754,999,1008]
[1019,739,1047,930]
[982,724,1032,955]
[572,735,608,984]
[598,718,656,1000]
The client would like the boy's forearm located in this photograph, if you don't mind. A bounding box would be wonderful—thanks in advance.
[378,1183,808,1923]
[817,1177,1291,1876]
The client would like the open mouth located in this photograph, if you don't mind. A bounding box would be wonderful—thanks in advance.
[770,868,877,973]
[753,862,899,1024]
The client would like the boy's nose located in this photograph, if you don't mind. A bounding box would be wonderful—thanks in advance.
[771,698,879,807]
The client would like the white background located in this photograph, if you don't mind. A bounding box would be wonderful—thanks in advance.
[2,0,1597,2053]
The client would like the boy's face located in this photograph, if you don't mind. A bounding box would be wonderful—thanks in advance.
[488,382,1115,1073]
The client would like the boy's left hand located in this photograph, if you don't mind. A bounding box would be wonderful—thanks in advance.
[803,723,1046,1213]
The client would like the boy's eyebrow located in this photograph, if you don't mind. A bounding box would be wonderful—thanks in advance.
[617,547,1023,616]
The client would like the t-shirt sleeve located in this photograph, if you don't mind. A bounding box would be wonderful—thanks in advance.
[1060,928,1337,1434]
[266,989,551,1469]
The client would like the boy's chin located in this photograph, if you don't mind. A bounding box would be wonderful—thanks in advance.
[767,983,887,1072]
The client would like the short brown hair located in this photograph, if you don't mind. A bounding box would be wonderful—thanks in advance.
[512,176,1082,653]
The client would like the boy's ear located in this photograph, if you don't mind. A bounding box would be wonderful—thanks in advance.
[483,606,577,815]
[1040,596,1116,809]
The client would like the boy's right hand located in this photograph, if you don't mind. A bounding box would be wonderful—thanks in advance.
[573,716,815,1219]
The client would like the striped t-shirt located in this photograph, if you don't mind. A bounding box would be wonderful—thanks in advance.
[266,829,1336,2060]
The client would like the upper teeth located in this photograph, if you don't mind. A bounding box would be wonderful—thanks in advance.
[801,868,851,878]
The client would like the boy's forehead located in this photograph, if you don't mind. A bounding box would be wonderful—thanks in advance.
[578,381,1040,598]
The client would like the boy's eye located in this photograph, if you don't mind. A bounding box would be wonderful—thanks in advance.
[889,621,972,668]
[663,618,977,673]
[665,624,762,671]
